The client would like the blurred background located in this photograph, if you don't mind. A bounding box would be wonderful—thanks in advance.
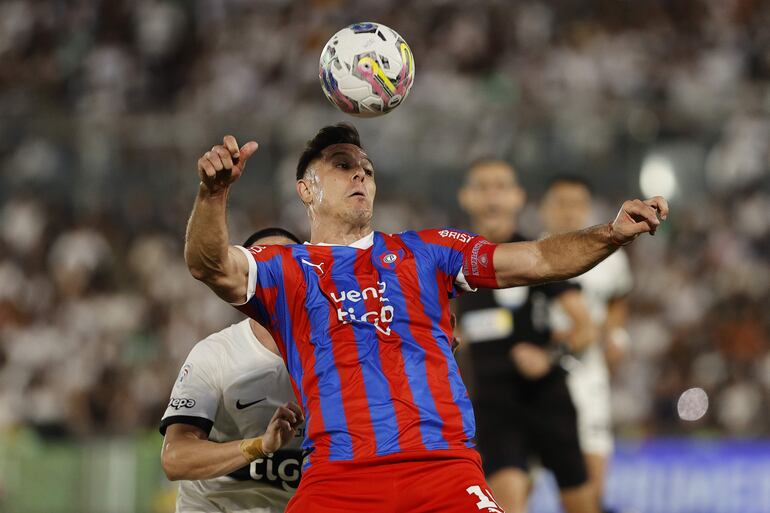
[0,0,769,512]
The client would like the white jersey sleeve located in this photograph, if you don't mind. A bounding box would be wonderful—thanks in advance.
[160,340,222,435]
[231,245,258,305]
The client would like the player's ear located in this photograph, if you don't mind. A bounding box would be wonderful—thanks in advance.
[296,179,313,206]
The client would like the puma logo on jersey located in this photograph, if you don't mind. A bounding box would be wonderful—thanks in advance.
[236,398,267,410]
[301,259,325,275]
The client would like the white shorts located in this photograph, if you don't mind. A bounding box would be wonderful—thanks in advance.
[564,345,614,456]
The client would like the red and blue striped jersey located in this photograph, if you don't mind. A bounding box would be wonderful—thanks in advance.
[235,229,491,466]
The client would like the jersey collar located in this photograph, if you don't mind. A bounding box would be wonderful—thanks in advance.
[304,232,374,249]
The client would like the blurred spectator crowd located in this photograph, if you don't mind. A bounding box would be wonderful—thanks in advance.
[0,0,768,438]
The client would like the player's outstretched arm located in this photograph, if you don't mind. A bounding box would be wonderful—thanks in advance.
[492,197,668,288]
[185,135,259,304]
[161,402,303,481]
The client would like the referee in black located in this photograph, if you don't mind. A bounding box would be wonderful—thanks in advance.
[455,160,600,513]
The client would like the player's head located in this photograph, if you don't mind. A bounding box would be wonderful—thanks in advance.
[541,175,593,234]
[458,159,525,227]
[295,123,376,228]
[243,227,301,247]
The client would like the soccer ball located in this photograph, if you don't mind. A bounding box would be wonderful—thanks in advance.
[319,22,415,117]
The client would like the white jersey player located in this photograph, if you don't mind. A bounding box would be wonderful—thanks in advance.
[160,228,305,513]
[541,177,633,513]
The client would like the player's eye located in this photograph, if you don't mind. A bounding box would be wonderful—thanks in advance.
[364,168,374,176]
[336,161,350,169]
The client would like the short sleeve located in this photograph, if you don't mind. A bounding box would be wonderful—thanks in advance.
[159,341,221,436]
[232,244,290,326]
[231,245,258,305]
[416,228,495,297]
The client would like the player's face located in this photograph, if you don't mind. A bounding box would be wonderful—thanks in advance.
[298,143,376,227]
[541,182,592,233]
[458,162,525,224]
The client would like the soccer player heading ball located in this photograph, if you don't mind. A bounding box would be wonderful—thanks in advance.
[185,124,667,513]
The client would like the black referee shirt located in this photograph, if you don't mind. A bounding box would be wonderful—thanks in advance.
[456,233,579,385]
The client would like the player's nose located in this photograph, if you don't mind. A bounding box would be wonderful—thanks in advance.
[351,165,366,182]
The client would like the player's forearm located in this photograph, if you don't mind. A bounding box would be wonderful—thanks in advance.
[185,185,246,302]
[185,185,232,280]
[494,224,617,287]
[162,436,250,481]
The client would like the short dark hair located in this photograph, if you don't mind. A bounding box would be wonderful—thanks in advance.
[242,227,301,247]
[296,123,362,180]
[545,175,593,195]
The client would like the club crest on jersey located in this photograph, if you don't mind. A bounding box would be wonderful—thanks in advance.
[378,249,405,269]
[330,281,394,335]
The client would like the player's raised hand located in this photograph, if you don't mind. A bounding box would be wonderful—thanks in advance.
[609,196,669,245]
[197,135,259,194]
[262,402,304,453]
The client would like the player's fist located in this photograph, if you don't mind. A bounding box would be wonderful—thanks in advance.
[262,402,304,454]
[609,196,669,245]
[197,135,258,194]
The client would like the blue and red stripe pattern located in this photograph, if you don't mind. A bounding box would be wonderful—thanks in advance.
[236,229,489,466]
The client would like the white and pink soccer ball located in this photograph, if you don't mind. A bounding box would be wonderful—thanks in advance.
[319,22,415,117]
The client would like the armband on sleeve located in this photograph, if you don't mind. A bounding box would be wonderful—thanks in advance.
[462,238,499,289]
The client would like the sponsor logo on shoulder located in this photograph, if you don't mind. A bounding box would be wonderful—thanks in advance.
[169,397,196,410]
[439,230,473,243]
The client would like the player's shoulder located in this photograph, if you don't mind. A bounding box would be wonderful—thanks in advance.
[186,320,249,366]
[239,243,297,262]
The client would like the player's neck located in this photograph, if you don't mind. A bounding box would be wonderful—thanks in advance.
[309,219,373,245]
[472,218,517,243]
